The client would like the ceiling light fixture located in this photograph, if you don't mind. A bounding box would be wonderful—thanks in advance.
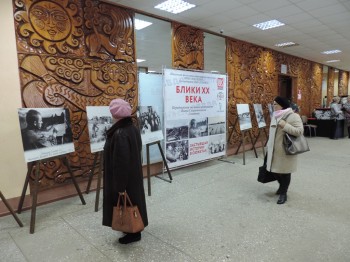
[326,60,340,63]
[154,0,196,14]
[137,59,146,63]
[135,19,153,30]
[253,20,285,30]
[322,50,341,54]
[275,42,299,48]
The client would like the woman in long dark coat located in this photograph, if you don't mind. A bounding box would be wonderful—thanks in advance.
[103,98,148,244]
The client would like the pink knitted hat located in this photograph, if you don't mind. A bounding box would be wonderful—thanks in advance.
[109,99,132,120]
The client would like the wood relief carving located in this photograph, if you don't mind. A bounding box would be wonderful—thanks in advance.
[172,23,204,70]
[14,0,84,56]
[310,63,323,110]
[338,70,349,96]
[84,0,134,62]
[327,67,335,105]
[14,0,137,190]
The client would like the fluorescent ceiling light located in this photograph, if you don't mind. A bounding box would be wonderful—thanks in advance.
[322,50,341,54]
[137,59,145,63]
[253,20,285,30]
[326,60,340,63]
[135,19,153,30]
[155,0,196,14]
[275,42,299,48]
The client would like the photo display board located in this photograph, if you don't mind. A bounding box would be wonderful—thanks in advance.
[237,104,252,131]
[86,106,113,153]
[18,108,75,162]
[253,104,266,128]
[163,69,227,168]
[138,73,164,164]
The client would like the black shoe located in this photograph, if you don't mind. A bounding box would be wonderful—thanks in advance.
[119,232,141,244]
[277,194,287,204]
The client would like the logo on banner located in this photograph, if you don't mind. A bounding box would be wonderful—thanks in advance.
[217,92,224,100]
[217,78,224,89]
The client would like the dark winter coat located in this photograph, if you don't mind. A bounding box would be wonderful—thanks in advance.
[102,117,148,228]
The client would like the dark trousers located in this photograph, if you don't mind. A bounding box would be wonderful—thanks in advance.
[274,173,291,194]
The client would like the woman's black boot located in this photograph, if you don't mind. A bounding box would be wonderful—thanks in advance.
[277,194,287,204]
[119,232,141,244]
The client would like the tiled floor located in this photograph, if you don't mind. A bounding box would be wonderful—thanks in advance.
[1,137,350,262]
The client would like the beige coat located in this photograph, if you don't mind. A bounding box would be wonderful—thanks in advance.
[266,109,304,174]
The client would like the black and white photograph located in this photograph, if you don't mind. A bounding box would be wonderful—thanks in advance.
[237,104,252,131]
[253,104,266,128]
[165,140,189,163]
[166,119,189,142]
[268,103,274,118]
[86,106,113,153]
[137,106,164,145]
[189,117,208,138]
[208,134,226,155]
[18,108,75,162]
[208,116,226,135]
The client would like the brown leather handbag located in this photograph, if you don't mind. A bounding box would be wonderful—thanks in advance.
[112,192,144,233]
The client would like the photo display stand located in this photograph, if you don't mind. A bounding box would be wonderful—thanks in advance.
[0,191,23,227]
[146,141,172,196]
[85,151,103,212]
[234,104,258,165]
[17,155,86,234]
[252,127,268,157]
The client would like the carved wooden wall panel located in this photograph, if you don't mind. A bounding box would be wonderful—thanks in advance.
[338,70,349,96]
[327,67,335,105]
[226,38,322,146]
[172,22,204,70]
[13,0,137,190]
[310,63,323,110]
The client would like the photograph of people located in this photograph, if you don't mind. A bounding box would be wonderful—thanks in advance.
[166,119,189,142]
[253,104,266,128]
[19,108,72,151]
[138,106,161,133]
[189,117,208,138]
[208,134,226,154]
[237,104,252,130]
[265,96,304,205]
[208,116,226,136]
[165,140,189,163]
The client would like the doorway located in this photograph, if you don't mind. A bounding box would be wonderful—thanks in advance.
[278,75,292,101]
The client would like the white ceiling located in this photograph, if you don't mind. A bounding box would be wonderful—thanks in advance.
[104,0,350,71]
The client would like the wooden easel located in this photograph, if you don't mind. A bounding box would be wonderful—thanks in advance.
[0,191,23,227]
[217,125,235,164]
[17,155,86,234]
[234,129,258,165]
[252,127,268,157]
[146,141,172,196]
[86,151,103,212]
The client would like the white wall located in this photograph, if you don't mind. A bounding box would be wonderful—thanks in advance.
[0,1,27,198]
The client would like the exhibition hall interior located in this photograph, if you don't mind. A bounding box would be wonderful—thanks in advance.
[0,0,349,261]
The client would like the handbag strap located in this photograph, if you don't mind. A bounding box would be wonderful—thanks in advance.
[117,191,134,209]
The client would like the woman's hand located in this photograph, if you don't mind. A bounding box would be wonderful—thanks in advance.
[278,120,287,128]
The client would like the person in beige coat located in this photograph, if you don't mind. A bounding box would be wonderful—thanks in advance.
[266,96,304,204]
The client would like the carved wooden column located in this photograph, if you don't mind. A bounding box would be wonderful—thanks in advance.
[327,67,335,105]
[338,70,349,96]
[172,22,204,70]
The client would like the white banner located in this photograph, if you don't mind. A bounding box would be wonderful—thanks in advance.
[163,69,227,168]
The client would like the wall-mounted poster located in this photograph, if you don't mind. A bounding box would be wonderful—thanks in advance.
[163,68,227,168]
[18,108,75,162]
[253,104,266,128]
[268,103,274,118]
[86,106,113,153]
[138,105,164,145]
[237,104,252,131]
